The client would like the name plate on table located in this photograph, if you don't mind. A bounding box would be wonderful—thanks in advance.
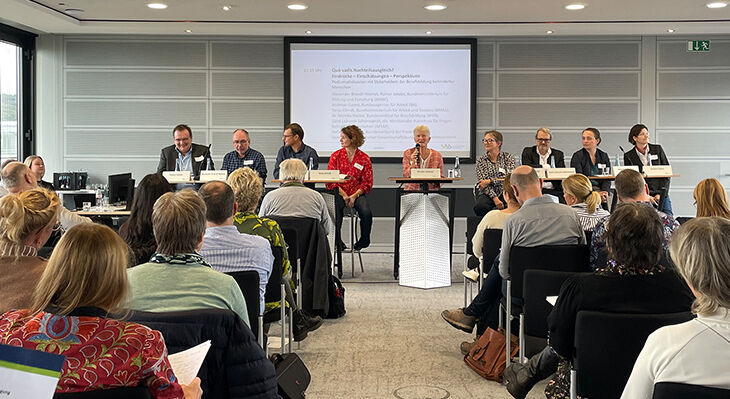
[199,170,228,182]
[613,165,639,175]
[411,168,441,178]
[309,170,340,180]
[533,168,547,178]
[644,165,673,177]
[163,171,191,183]
[546,168,576,179]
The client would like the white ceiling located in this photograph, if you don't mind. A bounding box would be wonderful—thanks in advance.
[3,0,730,36]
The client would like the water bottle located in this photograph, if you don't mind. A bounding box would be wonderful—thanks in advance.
[453,156,461,178]
[95,186,103,207]
[615,154,622,167]
[206,155,213,171]
[308,157,314,180]
[550,157,556,168]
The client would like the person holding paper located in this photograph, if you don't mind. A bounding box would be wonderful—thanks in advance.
[326,125,373,251]
[402,125,444,191]
[473,130,516,216]
[521,127,565,201]
[274,122,319,180]
[623,123,673,215]
[156,124,214,178]
[570,127,611,204]
[0,223,203,398]
[221,128,267,182]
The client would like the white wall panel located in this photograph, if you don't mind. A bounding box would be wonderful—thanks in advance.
[65,129,172,156]
[498,72,639,98]
[210,41,283,68]
[658,40,730,69]
[65,100,208,127]
[657,71,730,99]
[498,42,640,69]
[66,70,207,97]
[657,101,730,128]
[498,102,639,129]
[65,40,207,68]
[211,71,283,98]
[210,101,283,127]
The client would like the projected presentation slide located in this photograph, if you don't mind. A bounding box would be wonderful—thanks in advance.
[289,42,474,159]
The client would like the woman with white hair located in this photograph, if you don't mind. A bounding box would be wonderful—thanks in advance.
[402,125,443,191]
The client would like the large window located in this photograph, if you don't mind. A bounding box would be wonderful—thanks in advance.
[0,23,36,165]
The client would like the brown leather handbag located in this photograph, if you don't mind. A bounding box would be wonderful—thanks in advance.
[464,327,519,382]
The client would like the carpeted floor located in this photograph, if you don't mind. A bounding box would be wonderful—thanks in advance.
[285,252,549,399]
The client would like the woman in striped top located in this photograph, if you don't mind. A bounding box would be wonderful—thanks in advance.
[563,173,610,231]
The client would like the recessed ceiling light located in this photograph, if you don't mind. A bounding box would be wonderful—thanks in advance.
[288,4,308,10]
[222,5,231,11]
[64,8,84,16]
[147,3,168,9]
[666,28,675,33]
[426,31,432,35]
[707,1,728,8]
[305,30,312,35]
[425,4,447,11]
[565,3,586,10]
[546,30,554,34]
[185,29,192,33]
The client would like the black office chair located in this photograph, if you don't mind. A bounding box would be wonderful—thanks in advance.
[652,382,730,399]
[54,387,152,399]
[503,244,590,364]
[522,270,586,358]
[675,216,693,225]
[262,245,292,353]
[226,270,262,347]
[583,229,592,244]
[278,225,302,310]
[463,215,482,305]
[570,311,693,399]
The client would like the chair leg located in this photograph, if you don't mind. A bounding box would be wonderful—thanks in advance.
[350,213,355,278]
[280,283,286,354]
[463,244,469,307]
[288,307,293,354]
[258,315,264,349]
[498,302,504,329]
[506,280,512,367]
[296,263,302,310]
[519,313,525,363]
[570,369,577,399]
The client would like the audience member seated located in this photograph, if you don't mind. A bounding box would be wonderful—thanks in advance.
[260,158,333,234]
[694,178,730,219]
[326,124,374,251]
[1,161,90,230]
[503,203,694,399]
[0,223,202,398]
[0,159,14,197]
[623,124,673,215]
[622,217,730,398]
[464,173,520,282]
[570,127,611,204]
[521,127,565,200]
[402,124,444,191]
[118,173,173,265]
[562,173,610,230]
[227,167,323,341]
[474,130,516,216]
[590,169,678,269]
[198,181,273,314]
[24,155,54,191]
[0,189,59,313]
[442,166,585,353]
[126,189,249,327]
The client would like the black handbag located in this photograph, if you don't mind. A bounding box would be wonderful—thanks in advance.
[326,275,346,319]
[270,353,310,399]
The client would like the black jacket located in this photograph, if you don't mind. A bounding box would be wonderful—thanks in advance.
[128,309,279,399]
[623,144,670,194]
[156,143,214,178]
[570,148,611,192]
[522,146,566,191]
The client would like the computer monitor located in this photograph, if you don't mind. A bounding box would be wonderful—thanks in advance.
[108,173,133,205]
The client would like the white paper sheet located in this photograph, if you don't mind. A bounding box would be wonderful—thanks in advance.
[167,340,211,385]
[546,296,558,306]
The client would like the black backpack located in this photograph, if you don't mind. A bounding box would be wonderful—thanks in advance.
[326,275,346,319]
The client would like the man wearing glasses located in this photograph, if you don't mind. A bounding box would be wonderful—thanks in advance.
[221,128,267,182]
[521,127,565,201]
[273,123,319,180]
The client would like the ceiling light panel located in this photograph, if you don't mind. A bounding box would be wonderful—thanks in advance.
[288,4,308,10]
[565,3,586,10]
[147,3,168,9]
[706,2,728,8]
[424,4,447,11]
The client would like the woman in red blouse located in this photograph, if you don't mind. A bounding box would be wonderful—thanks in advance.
[0,223,202,399]
[326,125,374,251]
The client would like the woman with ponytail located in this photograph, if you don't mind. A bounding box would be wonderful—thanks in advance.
[0,188,60,313]
[562,173,610,230]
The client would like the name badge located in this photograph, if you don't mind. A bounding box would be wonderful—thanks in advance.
[411,168,440,178]
[650,154,659,160]
[163,171,191,183]
[309,170,340,180]
[597,163,606,169]
[354,163,364,170]
[199,170,228,182]
[194,155,204,162]
[243,160,254,166]
[546,167,577,179]
[498,167,506,174]
[644,165,673,177]
[533,168,547,178]
[613,165,640,175]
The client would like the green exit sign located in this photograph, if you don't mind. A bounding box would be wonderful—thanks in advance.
[687,40,711,52]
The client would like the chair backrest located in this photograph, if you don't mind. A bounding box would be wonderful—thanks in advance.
[263,245,284,303]
[279,226,299,274]
[675,216,694,225]
[465,216,482,256]
[573,311,693,399]
[54,387,152,399]
[226,270,260,336]
[482,229,503,267]
[652,382,730,399]
[583,229,592,244]
[522,269,585,338]
[508,245,590,299]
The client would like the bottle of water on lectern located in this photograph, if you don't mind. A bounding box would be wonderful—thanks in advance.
[206,155,213,172]
[614,154,622,167]
[308,157,314,180]
[95,185,103,206]
[454,156,461,178]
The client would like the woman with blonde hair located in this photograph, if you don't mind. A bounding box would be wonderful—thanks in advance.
[23,155,54,191]
[563,173,610,230]
[693,178,730,219]
[0,188,60,313]
[0,223,202,398]
[622,217,730,397]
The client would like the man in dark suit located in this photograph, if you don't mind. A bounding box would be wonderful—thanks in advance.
[521,127,565,201]
[156,124,214,178]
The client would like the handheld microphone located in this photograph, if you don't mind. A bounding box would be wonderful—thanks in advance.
[205,144,213,171]
[619,145,626,153]
[415,143,421,165]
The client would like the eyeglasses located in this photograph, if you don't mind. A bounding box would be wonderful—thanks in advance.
[233,140,249,144]
[282,134,294,138]
[637,132,649,137]
[536,138,551,142]
[483,138,497,144]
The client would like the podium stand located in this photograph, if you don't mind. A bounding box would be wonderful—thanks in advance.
[388,177,462,289]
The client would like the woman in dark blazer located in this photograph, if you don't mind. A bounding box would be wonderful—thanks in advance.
[623,123,673,215]
[570,127,611,201]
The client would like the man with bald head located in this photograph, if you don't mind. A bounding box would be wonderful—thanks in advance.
[1,162,90,230]
[221,129,267,182]
[442,166,584,344]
